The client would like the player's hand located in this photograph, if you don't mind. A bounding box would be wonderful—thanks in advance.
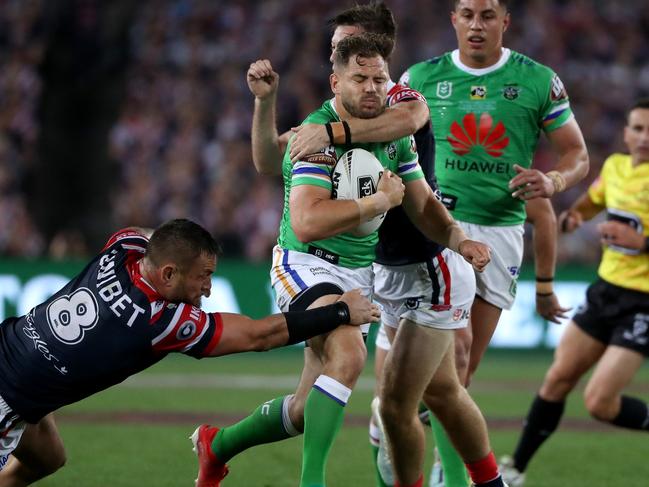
[458,240,491,272]
[377,170,405,209]
[247,59,279,100]
[558,208,583,233]
[536,292,571,324]
[509,165,554,200]
[597,220,645,250]
[338,289,381,325]
[289,124,329,163]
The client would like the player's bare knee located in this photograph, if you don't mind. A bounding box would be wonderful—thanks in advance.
[423,380,460,415]
[379,397,403,428]
[583,388,617,421]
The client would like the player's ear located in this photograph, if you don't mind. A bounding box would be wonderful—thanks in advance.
[160,264,177,285]
[330,72,339,95]
[502,11,510,33]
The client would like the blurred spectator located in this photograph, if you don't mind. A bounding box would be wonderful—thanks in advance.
[1,0,648,263]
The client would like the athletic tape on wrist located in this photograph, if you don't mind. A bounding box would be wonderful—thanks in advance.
[546,170,566,193]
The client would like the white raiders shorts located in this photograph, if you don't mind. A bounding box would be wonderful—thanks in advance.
[0,395,25,471]
[270,246,374,333]
[457,221,524,310]
[375,322,391,351]
[372,248,475,331]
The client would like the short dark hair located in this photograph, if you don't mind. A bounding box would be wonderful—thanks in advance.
[452,0,510,11]
[332,33,394,69]
[146,219,221,272]
[328,2,396,40]
[630,98,649,112]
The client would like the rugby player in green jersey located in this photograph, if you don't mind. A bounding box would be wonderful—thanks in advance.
[193,33,491,487]
[399,0,588,485]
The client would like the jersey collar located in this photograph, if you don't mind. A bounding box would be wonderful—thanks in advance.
[451,48,511,76]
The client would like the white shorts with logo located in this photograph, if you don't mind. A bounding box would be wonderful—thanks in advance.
[373,248,475,331]
[0,395,25,471]
[456,221,524,310]
[270,246,374,333]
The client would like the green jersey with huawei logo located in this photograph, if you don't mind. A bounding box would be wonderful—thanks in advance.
[277,98,424,268]
[400,48,573,225]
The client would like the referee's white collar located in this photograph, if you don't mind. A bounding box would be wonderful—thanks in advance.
[451,48,511,76]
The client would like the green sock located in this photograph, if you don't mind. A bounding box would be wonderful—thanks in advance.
[300,386,346,487]
[212,395,296,462]
[430,413,470,487]
[370,443,391,487]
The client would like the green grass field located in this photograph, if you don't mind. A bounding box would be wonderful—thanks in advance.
[35,346,649,486]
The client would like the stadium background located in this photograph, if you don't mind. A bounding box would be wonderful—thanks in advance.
[0,1,648,485]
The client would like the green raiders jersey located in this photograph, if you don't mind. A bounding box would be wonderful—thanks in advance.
[277,98,424,268]
[401,48,574,225]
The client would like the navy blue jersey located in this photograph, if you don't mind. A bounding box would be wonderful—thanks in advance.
[0,230,223,423]
[375,83,445,265]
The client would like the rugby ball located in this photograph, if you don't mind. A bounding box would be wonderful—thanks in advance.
[332,148,385,237]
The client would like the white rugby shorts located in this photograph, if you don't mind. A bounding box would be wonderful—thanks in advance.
[270,246,374,333]
[457,221,524,310]
[0,395,25,471]
[374,322,391,351]
[373,248,475,330]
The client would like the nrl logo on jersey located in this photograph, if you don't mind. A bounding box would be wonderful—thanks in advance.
[385,142,397,160]
[502,84,520,100]
[470,86,487,100]
[436,81,452,99]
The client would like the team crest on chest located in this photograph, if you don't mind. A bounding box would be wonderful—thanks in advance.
[436,81,452,99]
[503,85,520,100]
[385,142,397,160]
[470,86,487,100]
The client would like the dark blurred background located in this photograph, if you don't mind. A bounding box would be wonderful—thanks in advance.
[1,0,648,264]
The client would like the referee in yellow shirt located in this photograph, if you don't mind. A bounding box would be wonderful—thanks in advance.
[500,98,649,487]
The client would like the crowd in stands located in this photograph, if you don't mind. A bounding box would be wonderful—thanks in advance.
[1,0,648,264]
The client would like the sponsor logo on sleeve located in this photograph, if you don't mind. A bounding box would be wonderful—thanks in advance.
[303,145,337,165]
[550,75,568,101]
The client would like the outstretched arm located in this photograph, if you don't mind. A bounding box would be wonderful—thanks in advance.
[525,198,570,323]
[209,289,381,356]
[247,59,283,175]
[289,99,429,162]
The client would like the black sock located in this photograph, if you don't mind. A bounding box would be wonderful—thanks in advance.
[512,394,565,472]
[610,395,649,430]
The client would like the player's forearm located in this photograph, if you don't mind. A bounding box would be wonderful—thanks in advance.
[404,194,466,251]
[345,101,428,143]
[532,213,557,280]
[255,302,352,351]
[251,96,283,175]
[291,195,388,242]
[549,146,589,191]
[572,193,602,222]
